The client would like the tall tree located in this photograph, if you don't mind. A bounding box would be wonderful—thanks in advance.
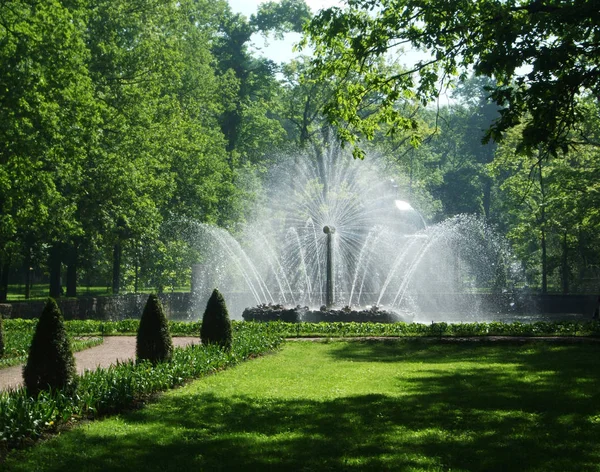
[491,118,600,293]
[0,0,95,300]
[304,0,600,157]
[212,1,311,164]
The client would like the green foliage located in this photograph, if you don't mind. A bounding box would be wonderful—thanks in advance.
[136,294,173,364]
[251,0,311,39]
[22,299,76,397]
[248,320,600,338]
[0,0,250,297]
[490,117,600,292]
[200,289,233,350]
[304,0,600,156]
[0,323,282,449]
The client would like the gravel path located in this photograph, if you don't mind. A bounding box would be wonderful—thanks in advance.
[0,336,199,392]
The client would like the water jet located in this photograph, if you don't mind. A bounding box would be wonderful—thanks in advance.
[185,143,524,321]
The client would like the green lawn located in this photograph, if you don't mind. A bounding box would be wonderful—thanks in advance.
[4,340,600,471]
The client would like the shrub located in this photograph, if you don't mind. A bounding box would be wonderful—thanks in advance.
[136,294,173,364]
[201,288,232,350]
[23,298,76,396]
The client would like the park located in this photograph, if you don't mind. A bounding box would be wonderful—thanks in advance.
[1,0,599,470]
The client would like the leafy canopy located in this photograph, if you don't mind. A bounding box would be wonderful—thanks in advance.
[303,0,600,157]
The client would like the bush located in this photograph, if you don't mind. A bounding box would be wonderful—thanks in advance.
[22,298,76,396]
[201,288,232,350]
[136,294,173,364]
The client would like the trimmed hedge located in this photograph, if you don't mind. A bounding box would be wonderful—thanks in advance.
[200,289,232,350]
[248,320,600,338]
[22,298,76,396]
[136,294,173,364]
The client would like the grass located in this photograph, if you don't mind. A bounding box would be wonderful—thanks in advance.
[4,339,600,471]
[1,324,104,369]
[5,285,111,301]
[0,337,103,369]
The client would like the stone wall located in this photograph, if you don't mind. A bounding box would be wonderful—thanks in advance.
[409,292,599,316]
[3,293,194,321]
[1,292,598,321]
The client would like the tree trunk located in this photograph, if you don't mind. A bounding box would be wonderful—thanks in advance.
[538,159,547,294]
[577,228,586,291]
[25,266,31,299]
[561,231,569,294]
[49,246,62,298]
[24,251,31,299]
[66,244,77,297]
[134,241,140,293]
[541,229,548,294]
[112,242,121,295]
[0,260,9,302]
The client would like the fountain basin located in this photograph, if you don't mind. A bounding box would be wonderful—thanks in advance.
[242,304,414,323]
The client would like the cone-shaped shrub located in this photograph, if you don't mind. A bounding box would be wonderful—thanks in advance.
[136,294,173,364]
[23,298,76,396]
[201,288,232,350]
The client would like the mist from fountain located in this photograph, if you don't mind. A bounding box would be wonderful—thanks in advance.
[185,143,524,321]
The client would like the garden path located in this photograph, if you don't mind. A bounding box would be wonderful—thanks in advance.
[0,336,199,392]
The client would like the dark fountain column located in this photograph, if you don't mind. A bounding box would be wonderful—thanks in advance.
[323,225,336,308]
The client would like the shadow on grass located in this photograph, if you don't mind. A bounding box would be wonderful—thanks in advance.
[6,342,600,472]
[325,337,599,365]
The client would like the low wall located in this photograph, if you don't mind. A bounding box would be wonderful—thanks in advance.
[1,292,598,321]
[408,292,599,316]
[3,293,195,321]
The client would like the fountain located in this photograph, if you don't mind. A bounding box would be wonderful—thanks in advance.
[185,143,524,322]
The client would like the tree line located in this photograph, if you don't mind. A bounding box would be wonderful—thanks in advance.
[1,0,599,300]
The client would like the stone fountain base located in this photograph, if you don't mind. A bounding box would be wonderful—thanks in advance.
[242,304,413,323]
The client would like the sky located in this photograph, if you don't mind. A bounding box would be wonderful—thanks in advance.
[228,0,343,64]
[228,0,429,69]
[227,0,451,103]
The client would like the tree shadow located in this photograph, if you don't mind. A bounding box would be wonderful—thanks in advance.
[5,342,600,471]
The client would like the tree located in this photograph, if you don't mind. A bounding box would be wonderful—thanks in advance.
[304,0,600,157]
[405,77,502,219]
[212,1,311,164]
[200,288,232,350]
[136,294,173,364]
[452,76,501,219]
[491,114,600,293]
[251,0,312,38]
[79,0,236,295]
[23,298,76,396]
[0,313,4,358]
[279,56,334,149]
[0,0,95,300]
